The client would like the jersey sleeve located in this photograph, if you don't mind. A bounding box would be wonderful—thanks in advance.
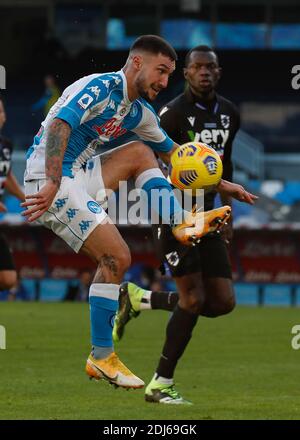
[55,78,110,130]
[132,102,174,153]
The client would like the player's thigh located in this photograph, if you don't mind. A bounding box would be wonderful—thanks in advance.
[85,141,157,195]
[174,272,206,312]
[199,234,235,307]
[151,224,206,312]
[202,276,235,305]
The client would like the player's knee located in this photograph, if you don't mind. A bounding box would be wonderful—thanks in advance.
[130,142,156,167]
[0,271,17,290]
[180,294,204,315]
[116,247,131,277]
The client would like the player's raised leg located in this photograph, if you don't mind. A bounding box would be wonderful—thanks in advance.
[88,141,231,246]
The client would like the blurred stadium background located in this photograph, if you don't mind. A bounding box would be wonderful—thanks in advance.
[1,0,299,306]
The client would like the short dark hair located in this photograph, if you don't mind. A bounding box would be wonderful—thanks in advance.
[130,35,177,62]
[185,45,218,67]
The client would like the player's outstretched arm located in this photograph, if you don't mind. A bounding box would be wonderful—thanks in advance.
[217,179,258,205]
[22,118,71,222]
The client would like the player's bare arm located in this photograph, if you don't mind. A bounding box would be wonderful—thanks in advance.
[22,118,71,222]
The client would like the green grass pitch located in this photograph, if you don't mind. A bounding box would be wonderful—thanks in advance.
[0,302,299,420]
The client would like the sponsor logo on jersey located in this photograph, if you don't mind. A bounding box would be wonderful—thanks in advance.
[203,155,218,175]
[187,129,229,149]
[220,114,230,129]
[87,201,102,214]
[77,93,94,110]
[87,86,100,99]
[165,251,180,267]
[93,118,127,140]
[187,116,195,127]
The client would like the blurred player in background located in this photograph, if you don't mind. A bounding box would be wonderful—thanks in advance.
[22,36,235,390]
[0,95,25,290]
[113,45,257,403]
[32,74,61,117]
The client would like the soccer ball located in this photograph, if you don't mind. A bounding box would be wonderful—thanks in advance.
[169,142,223,193]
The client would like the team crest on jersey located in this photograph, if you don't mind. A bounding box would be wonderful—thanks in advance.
[220,114,230,129]
[203,155,218,175]
[77,93,93,110]
[187,116,195,127]
[165,251,180,267]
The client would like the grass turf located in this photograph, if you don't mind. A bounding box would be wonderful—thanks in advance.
[0,302,299,420]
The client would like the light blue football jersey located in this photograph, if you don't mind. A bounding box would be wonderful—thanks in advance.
[25,70,174,180]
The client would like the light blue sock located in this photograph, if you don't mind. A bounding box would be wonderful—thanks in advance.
[135,168,184,225]
[89,283,119,358]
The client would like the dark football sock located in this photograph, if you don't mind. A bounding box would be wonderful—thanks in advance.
[150,291,179,311]
[156,305,199,379]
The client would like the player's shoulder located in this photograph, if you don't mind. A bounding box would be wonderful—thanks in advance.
[217,94,239,116]
[67,71,123,101]
[93,71,124,91]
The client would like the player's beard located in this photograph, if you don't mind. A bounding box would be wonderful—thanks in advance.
[136,75,153,102]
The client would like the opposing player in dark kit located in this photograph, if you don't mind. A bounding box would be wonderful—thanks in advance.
[113,45,257,403]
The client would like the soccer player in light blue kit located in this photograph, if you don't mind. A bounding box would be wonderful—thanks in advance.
[22,36,248,389]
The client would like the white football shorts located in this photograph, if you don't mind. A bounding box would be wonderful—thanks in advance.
[24,154,108,253]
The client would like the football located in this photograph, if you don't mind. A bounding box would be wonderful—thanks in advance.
[169,142,223,193]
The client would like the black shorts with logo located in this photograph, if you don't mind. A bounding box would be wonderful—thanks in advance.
[151,224,232,279]
[0,235,15,271]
